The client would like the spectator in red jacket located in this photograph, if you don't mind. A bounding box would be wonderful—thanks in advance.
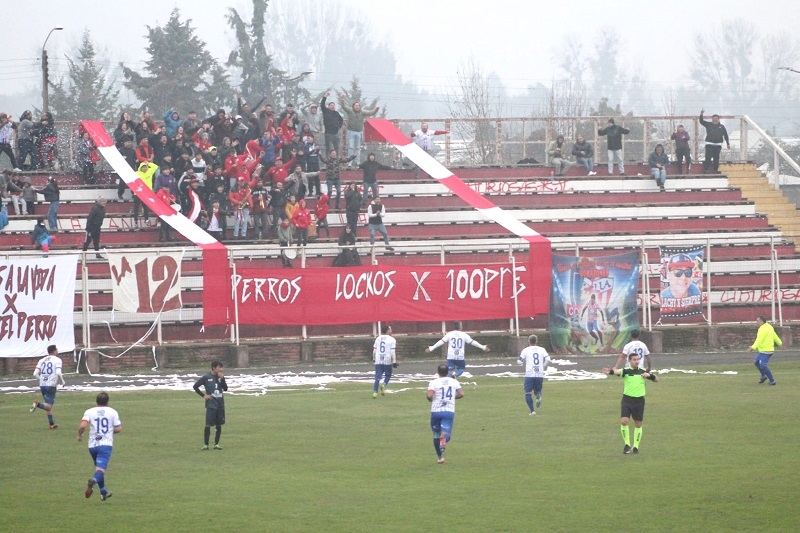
[292,198,312,246]
[228,178,252,239]
[314,193,330,238]
[135,138,154,164]
[266,153,297,187]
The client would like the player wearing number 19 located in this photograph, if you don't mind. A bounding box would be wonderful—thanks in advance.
[517,335,551,415]
[193,361,228,450]
[30,344,65,429]
[78,392,122,501]
[427,364,464,464]
[426,321,489,378]
[372,325,397,398]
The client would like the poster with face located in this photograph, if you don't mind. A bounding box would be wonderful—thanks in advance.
[657,246,705,323]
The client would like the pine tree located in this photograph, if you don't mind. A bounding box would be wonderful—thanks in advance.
[121,8,231,116]
[46,29,120,121]
[337,76,384,117]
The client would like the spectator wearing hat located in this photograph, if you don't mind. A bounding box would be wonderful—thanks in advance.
[333,224,361,267]
[699,109,730,173]
[648,144,669,192]
[233,115,249,148]
[192,128,214,155]
[597,118,630,176]
[31,217,54,257]
[82,198,107,258]
[321,92,344,155]
[572,135,596,175]
[163,109,181,138]
[0,113,18,169]
[17,110,36,170]
[302,102,324,141]
[181,110,201,138]
[341,100,379,166]
[661,254,701,301]
[134,162,158,227]
[36,176,60,231]
[266,152,297,188]
[359,152,392,204]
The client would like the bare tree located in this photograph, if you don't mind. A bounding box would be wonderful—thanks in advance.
[540,79,587,140]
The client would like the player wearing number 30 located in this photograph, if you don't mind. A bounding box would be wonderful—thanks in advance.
[372,325,397,398]
[517,335,550,415]
[427,364,464,464]
[78,392,122,501]
[426,321,489,378]
[30,344,65,429]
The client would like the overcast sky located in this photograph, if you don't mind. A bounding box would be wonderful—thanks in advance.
[3,0,799,109]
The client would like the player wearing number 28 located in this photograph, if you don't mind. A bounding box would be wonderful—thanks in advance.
[78,392,122,501]
[426,321,489,378]
[372,325,397,398]
[517,335,551,415]
[427,364,464,464]
[31,344,65,429]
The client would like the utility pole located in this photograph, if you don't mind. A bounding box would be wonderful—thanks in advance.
[41,26,64,114]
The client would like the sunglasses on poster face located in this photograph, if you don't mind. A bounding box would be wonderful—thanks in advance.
[670,268,693,278]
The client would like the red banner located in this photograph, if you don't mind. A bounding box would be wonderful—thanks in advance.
[234,262,535,325]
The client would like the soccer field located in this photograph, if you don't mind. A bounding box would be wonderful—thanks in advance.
[2,362,799,532]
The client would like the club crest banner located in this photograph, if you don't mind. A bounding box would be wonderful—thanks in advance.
[0,256,78,358]
[234,262,531,325]
[657,245,704,323]
[107,252,183,313]
[549,252,640,355]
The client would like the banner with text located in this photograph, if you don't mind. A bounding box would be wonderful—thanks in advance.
[657,245,705,323]
[549,252,640,355]
[107,252,183,313]
[0,256,78,358]
[234,262,530,325]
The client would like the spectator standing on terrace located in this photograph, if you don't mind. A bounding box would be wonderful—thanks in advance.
[344,182,362,235]
[426,321,489,378]
[229,178,252,239]
[321,92,344,155]
[320,150,355,210]
[748,316,781,385]
[517,335,550,415]
[81,198,106,258]
[278,103,300,133]
[372,324,397,398]
[31,217,54,256]
[34,112,58,170]
[269,181,287,237]
[193,361,227,451]
[0,113,18,169]
[251,177,270,241]
[359,152,392,204]
[366,196,394,251]
[547,135,573,177]
[314,193,330,238]
[79,392,122,501]
[292,198,312,246]
[572,134,596,175]
[77,130,98,185]
[156,186,177,242]
[410,123,449,179]
[181,110,201,138]
[303,134,322,195]
[278,217,293,267]
[302,102,324,141]
[17,110,36,170]
[427,363,464,465]
[597,118,629,176]
[602,352,657,455]
[30,344,65,428]
[163,109,181,138]
[118,137,137,200]
[648,144,669,192]
[670,124,691,174]
[134,162,158,228]
[37,176,60,231]
[341,100,380,166]
[699,109,730,173]
[21,177,36,215]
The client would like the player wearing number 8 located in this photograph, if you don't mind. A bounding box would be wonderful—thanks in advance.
[613,329,652,372]
[78,392,122,501]
[427,364,464,464]
[517,335,551,415]
[30,344,65,429]
[372,325,397,398]
[426,321,489,378]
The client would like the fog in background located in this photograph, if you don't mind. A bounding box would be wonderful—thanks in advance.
[2,0,800,133]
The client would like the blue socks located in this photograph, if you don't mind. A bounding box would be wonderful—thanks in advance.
[93,471,106,494]
[36,402,44,410]
[525,394,534,413]
[433,438,441,458]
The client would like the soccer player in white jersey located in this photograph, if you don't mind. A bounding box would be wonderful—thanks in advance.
[372,325,397,398]
[425,321,489,378]
[30,344,65,429]
[78,392,122,501]
[613,329,652,372]
[427,364,464,464]
[517,334,551,415]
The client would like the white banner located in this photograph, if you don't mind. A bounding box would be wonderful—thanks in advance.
[0,256,78,358]
[107,252,183,313]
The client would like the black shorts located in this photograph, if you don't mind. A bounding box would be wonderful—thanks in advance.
[205,407,225,426]
[620,395,645,421]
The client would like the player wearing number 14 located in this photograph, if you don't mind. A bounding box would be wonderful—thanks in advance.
[78,392,122,501]
[427,364,464,464]
[30,344,65,429]
[517,335,551,415]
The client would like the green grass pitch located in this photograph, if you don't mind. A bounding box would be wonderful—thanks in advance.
[2,363,798,532]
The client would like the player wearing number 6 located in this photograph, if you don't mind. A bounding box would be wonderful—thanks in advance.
[30,344,65,429]
[427,364,464,464]
[372,325,397,398]
[613,329,652,372]
[425,321,489,378]
[78,392,122,501]
[517,335,550,415]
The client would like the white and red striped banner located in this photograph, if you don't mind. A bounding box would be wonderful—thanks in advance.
[364,119,551,314]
